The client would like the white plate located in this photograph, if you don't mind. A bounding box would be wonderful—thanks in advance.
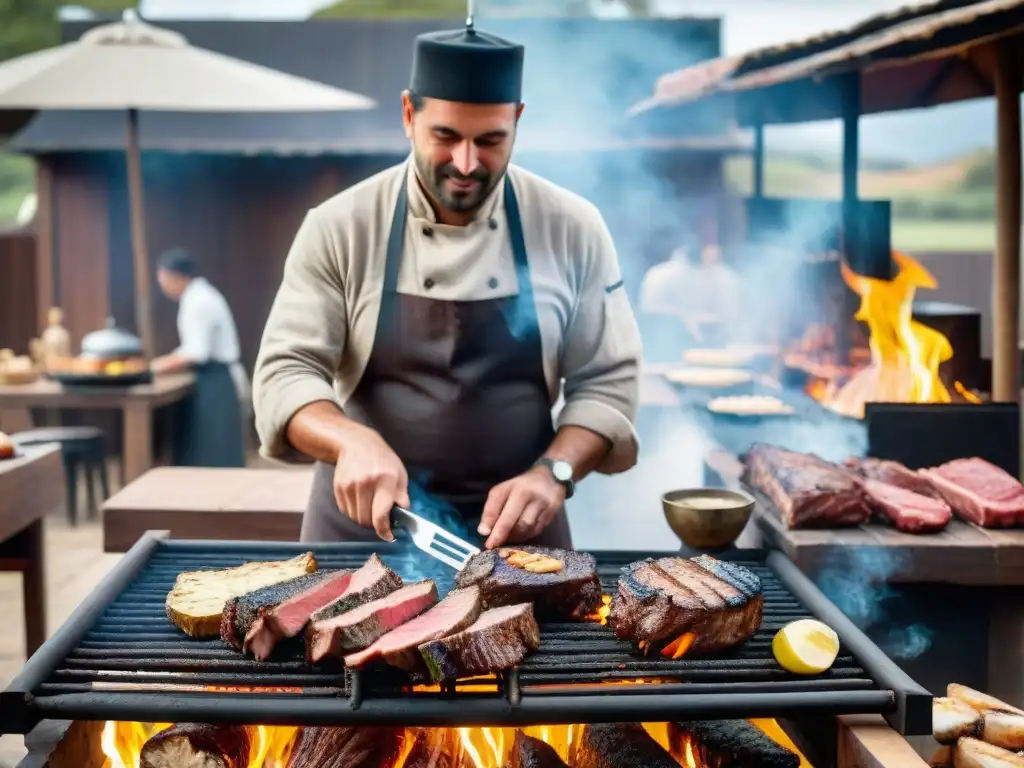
[707,395,795,416]
[683,348,756,368]
[664,367,753,388]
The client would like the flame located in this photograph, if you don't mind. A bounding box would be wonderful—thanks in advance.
[817,252,959,419]
[101,718,814,767]
[585,594,612,624]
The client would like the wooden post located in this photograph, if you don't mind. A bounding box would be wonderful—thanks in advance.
[992,39,1022,403]
[34,158,55,335]
[125,107,155,357]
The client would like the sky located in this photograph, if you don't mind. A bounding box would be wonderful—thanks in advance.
[118,0,994,163]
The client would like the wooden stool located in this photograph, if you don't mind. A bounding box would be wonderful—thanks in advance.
[12,427,110,525]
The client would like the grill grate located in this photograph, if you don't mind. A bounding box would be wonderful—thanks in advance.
[0,535,932,735]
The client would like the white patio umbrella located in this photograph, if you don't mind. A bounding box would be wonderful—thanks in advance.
[0,11,376,355]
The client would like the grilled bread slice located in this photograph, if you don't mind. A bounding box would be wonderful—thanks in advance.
[949,684,1024,717]
[166,553,317,637]
[934,697,983,744]
[953,737,1024,768]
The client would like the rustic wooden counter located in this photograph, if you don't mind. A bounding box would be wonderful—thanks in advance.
[0,371,194,484]
[0,444,64,656]
[102,466,312,552]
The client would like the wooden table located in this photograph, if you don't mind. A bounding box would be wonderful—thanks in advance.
[0,444,64,656]
[0,372,194,484]
[102,466,313,552]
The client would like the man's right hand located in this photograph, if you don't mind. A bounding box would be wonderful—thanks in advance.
[332,423,410,542]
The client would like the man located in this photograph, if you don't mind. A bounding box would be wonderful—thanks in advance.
[151,248,248,468]
[253,25,642,550]
[640,242,741,350]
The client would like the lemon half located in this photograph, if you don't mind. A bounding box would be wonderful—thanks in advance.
[773,619,840,675]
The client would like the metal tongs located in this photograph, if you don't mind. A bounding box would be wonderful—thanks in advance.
[390,505,480,571]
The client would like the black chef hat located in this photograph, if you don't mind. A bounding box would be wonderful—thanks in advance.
[157,247,198,277]
[410,27,524,105]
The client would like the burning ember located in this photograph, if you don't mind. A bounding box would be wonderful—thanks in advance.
[100,718,813,767]
[813,251,978,419]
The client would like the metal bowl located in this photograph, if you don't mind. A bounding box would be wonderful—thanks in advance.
[662,488,755,551]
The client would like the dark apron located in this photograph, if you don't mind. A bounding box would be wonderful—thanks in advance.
[302,171,572,549]
[173,361,246,468]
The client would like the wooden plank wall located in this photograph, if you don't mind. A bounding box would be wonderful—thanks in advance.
[0,227,38,354]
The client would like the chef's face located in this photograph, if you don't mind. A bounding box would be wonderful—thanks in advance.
[157,269,187,301]
[403,92,523,214]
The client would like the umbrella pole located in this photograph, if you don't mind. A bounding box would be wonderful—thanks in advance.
[125,107,155,357]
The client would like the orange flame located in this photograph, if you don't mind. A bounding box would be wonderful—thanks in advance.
[820,252,955,419]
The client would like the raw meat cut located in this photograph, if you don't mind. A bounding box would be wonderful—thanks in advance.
[845,457,942,498]
[308,553,403,623]
[166,552,317,638]
[507,731,568,767]
[220,571,335,650]
[419,603,540,683]
[307,580,439,662]
[344,586,483,671]
[140,723,250,768]
[454,546,602,619]
[920,458,1024,528]
[243,569,353,661]
[286,726,403,768]
[668,720,800,768]
[571,723,677,768]
[861,479,952,533]
[607,555,763,654]
[742,443,870,528]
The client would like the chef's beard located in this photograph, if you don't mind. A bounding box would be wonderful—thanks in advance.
[413,150,504,214]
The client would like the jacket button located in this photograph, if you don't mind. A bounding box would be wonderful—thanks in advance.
[488,218,498,230]
[423,226,434,237]
[424,278,435,289]
[487,277,499,289]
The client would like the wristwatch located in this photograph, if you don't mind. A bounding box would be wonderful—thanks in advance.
[535,457,575,499]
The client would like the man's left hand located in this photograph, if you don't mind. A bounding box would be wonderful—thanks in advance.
[478,465,566,550]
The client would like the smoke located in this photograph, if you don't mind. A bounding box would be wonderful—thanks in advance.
[815,547,933,661]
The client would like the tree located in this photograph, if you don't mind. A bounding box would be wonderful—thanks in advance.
[314,0,467,18]
[0,1,133,62]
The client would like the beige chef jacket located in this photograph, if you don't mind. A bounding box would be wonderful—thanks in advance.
[253,160,642,475]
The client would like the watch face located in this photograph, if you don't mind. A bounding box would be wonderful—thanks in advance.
[551,460,573,482]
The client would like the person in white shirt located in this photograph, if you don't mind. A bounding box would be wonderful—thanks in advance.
[150,248,248,467]
[639,243,742,354]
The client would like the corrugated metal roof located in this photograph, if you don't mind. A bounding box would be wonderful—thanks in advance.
[8,17,730,155]
[629,0,1023,121]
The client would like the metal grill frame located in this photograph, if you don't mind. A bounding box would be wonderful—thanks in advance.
[0,532,932,735]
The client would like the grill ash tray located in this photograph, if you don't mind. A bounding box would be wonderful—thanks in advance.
[0,536,932,735]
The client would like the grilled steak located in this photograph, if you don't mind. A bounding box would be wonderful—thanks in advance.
[166,552,316,638]
[507,731,568,767]
[243,569,353,661]
[345,586,483,671]
[307,580,439,663]
[140,723,250,768]
[668,720,800,768]
[454,546,602,619]
[743,443,869,528]
[861,479,952,533]
[845,457,942,498]
[571,723,677,768]
[920,458,1024,528]
[286,726,403,768]
[308,553,403,623]
[419,602,540,684]
[607,555,763,654]
[404,731,471,768]
[220,571,335,650]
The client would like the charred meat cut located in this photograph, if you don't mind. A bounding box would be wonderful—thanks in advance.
[920,458,1024,528]
[454,546,602,619]
[861,479,952,533]
[845,457,942,498]
[403,731,471,768]
[307,580,439,663]
[140,723,250,768]
[345,586,483,671]
[308,553,403,623]
[507,731,569,767]
[243,569,353,660]
[571,723,677,768]
[668,720,800,768]
[220,571,335,650]
[286,726,403,768]
[608,555,763,654]
[419,602,540,683]
[743,443,869,528]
